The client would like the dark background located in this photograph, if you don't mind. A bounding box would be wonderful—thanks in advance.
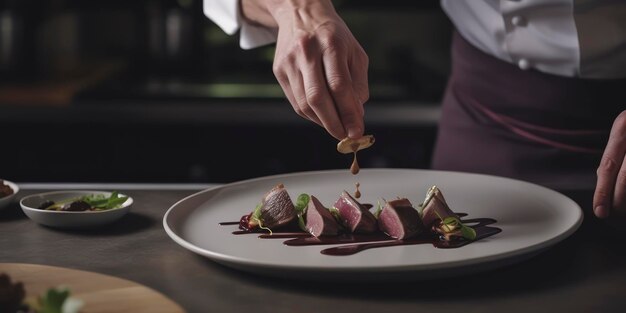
[0,0,452,183]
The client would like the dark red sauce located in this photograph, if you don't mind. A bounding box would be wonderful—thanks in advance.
[219,212,501,256]
[218,221,240,226]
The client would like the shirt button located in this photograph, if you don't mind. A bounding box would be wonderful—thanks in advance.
[511,16,526,26]
[518,58,531,70]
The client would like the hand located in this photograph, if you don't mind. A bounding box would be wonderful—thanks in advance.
[255,0,369,139]
[594,110,626,219]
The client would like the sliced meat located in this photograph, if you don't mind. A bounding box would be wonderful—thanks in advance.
[333,191,377,233]
[305,196,340,237]
[421,186,458,228]
[378,198,424,239]
[258,184,296,229]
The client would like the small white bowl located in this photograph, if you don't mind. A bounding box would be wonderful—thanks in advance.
[0,179,19,211]
[20,190,133,229]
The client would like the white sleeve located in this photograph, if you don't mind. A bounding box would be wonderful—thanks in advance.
[203,0,278,49]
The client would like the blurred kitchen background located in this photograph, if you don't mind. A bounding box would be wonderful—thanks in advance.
[0,0,452,183]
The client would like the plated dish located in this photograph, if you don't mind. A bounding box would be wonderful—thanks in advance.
[228,184,499,256]
[0,179,19,211]
[20,191,133,229]
[163,169,583,281]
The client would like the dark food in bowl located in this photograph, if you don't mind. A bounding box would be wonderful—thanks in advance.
[63,201,92,212]
[0,180,14,198]
[36,192,128,212]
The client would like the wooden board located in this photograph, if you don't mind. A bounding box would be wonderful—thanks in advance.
[0,263,185,313]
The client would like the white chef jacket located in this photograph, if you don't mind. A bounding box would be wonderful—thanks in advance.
[203,0,626,79]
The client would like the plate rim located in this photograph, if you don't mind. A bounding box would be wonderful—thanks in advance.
[163,168,583,273]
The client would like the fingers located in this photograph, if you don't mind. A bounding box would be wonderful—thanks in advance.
[322,46,364,139]
[614,156,626,217]
[274,56,323,127]
[300,59,347,139]
[288,70,324,127]
[594,155,619,219]
[349,45,369,117]
[610,112,626,217]
[594,111,626,218]
[272,19,368,139]
[274,39,366,139]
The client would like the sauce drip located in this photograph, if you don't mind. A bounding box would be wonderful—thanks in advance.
[219,213,501,256]
[354,182,361,199]
[350,152,360,175]
[349,143,360,175]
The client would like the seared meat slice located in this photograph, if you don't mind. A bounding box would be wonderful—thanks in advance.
[420,186,458,228]
[333,191,377,233]
[378,198,424,239]
[305,196,340,237]
[248,184,296,229]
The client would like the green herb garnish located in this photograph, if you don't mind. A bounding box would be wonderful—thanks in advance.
[39,287,70,313]
[82,191,128,210]
[434,211,476,241]
[29,287,83,313]
[329,207,341,221]
[249,203,272,234]
[460,223,477,240]
[373,200,383,219]
[294,194,310,232]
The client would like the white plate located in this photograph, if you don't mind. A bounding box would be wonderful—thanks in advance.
[163,169,583,281]
[0,179,19,211]
[20,191,133,229]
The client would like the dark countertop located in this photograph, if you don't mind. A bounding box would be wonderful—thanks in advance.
[1,185,625,313]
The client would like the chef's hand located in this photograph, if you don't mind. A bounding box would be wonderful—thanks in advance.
[242,0,369,140]
[594,110,626,219]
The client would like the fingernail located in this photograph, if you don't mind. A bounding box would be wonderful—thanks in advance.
[594,205,609,219]
[347,127,362,139]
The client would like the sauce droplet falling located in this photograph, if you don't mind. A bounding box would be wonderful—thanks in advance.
[354,182,361,199]
[350,152,360,175]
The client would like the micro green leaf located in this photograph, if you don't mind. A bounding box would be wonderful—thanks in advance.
[39,287,70,313]
[438,213,476,240]
[81,192,128,210]
[251,203,272,235]
[248,203,265,231]
[373,200,383,219]
[251,203,262,222]
[293,194,310,232]
[297,215,307,232]
[461,225,477,240]
[294,194,310,214]
[329,207,341,221]
[442,217,459,226]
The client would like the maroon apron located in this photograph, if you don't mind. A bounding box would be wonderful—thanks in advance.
[432,32,625,188]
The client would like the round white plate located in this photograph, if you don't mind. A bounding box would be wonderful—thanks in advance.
[0,179,19,211]
[20,191,133,229]
[163,169,583,281]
